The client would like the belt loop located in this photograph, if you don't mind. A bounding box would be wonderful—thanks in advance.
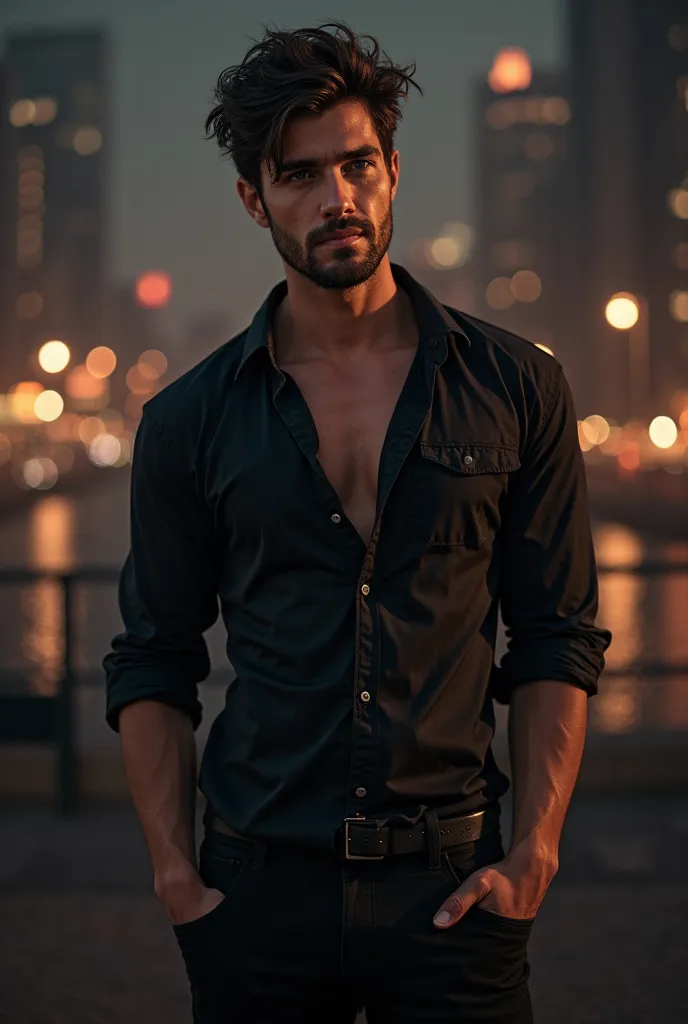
[251,839,268,870]
[425,810,441,870]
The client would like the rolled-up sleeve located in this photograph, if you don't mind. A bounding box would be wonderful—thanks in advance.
[103,404,220,731]
[491,364,612,705]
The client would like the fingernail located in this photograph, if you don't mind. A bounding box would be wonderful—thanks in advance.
[434,910,451,927]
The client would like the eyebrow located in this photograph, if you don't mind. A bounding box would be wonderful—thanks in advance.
[277,144,381,176]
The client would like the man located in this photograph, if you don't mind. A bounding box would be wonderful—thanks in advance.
[104,22,611,1023]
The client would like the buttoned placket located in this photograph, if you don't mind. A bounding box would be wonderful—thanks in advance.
[269,333,448,826]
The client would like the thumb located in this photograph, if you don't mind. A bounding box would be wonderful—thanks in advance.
[433,871,491,929]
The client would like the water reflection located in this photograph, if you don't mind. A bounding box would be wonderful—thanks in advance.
[592,524,644,734]
[21,496,75,695]
[2,488,687,733]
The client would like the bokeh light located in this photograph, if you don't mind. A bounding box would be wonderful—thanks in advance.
[66,364,108,401]
[73,127,102,155]
[9,99,36,126]
[488,48,532,93]
[126,365,156,395]
[486,276,515,310]
[581,414,611,446]
[89,433,122,467]
[38,340,71,374]
[511,270,542,302]
[648,416,678,449]
[34,390,64,422]
[138,349,168,380]
[669,291,688,322]
[429,236,462,268]
[136,271,172,309]
[605,294,640,330]
[85,346,117,379]
[77,417,106,444]
[668,187,688,219]
[23,457,59,490]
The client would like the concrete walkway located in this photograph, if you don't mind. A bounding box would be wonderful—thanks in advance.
[1,792,687,1023]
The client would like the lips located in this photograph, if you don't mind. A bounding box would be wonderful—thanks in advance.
[316,231,363,245]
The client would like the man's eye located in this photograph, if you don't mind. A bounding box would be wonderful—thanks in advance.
[286,169,313,182]
[348,159,373,171]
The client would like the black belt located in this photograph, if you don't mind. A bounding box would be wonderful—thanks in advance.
[208,805,500,860]
[336,807,500,860]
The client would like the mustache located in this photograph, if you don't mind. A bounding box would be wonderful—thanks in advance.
[308,219,373,247]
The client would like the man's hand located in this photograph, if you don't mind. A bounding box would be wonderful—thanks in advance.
[432,838,558,928]
[155,866,226,926]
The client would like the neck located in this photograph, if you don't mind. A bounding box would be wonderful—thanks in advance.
[273,256,414,364]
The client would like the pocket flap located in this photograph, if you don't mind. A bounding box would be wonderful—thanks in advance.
[419,444,520,475]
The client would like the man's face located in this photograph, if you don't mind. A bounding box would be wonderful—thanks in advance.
[243,99,398,290]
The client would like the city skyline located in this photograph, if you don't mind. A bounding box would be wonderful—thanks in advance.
[0,0,561,336]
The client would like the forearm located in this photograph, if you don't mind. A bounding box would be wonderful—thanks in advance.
[118,699,199,897]
[506,679,588,866]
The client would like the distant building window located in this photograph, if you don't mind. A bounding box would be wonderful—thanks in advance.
[486,96,570,130]
[9,97,58,127]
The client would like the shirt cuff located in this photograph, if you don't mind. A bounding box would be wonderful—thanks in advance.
[491,632,610,705]
[105,665,203,732]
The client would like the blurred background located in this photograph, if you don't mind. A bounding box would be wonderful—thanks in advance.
[0,1,686,1022]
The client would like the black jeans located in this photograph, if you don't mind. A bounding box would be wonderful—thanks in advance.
[172,820,535,1023]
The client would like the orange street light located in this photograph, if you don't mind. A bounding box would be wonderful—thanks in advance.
[605,292,649,420]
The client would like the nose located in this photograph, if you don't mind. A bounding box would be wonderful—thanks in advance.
[319,168,356,219]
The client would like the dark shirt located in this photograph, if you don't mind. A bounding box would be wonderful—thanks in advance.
[104,263,611,851]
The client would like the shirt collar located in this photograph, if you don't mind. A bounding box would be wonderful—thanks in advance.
[233,262,469,381]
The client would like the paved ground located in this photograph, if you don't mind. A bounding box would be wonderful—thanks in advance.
[1,791,687,1024]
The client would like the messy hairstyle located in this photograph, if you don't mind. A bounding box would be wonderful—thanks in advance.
[204,21,421,192]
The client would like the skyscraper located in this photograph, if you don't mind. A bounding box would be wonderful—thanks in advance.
[568,0,688,420]
[472,50,574,388]
[0,29,108,395]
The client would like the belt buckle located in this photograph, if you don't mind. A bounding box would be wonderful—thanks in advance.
[343,817,385,860]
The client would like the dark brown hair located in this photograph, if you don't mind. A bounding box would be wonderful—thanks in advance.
[204,21,421,191]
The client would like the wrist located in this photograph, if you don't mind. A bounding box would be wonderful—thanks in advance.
[154,862,202,902]
[506,833,559,876]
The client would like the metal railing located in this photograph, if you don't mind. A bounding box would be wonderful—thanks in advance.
[1,561,687,814]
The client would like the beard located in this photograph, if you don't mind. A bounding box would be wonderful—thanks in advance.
[264,202,393,291]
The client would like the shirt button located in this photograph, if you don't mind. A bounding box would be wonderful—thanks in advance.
[360,691,371,703]
[331,512,341,524]
[360,583,370,596]
[463,455,474,466]
[355,787,367,798]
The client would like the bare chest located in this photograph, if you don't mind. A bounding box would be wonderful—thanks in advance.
[285,349,417,546]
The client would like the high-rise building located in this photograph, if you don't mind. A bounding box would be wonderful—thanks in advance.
[473,50,574,386]
[0,29,108,395]
[568,0,688,420]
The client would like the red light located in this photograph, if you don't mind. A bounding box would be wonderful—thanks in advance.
[135,271,172,309]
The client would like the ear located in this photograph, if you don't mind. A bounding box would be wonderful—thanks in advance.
[389,150,400,202]
[236,178,270,229]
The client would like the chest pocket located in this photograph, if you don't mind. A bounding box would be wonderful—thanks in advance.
[409,443,521,549]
